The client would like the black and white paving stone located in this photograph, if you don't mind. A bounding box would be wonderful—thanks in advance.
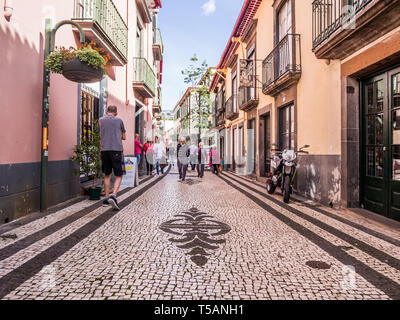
[0,167,399,300]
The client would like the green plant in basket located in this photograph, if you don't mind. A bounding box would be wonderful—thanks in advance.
[44,46,76,74]
[76,46,106,70]
[45,41,110,74]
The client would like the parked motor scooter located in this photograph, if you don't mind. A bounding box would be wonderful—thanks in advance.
[266,145,310,203]
[266,149,283,195]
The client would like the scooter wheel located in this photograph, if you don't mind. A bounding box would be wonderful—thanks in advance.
[267,183,276,194]
[283,177,290,203]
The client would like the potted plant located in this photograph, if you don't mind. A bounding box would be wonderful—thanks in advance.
[45,41,111,83]
[72,121,103,200]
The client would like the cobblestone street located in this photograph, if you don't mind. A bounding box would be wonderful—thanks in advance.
[0,167,399,300]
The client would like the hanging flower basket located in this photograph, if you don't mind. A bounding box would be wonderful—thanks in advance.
[45,41,111,84]
[62,58,104,83]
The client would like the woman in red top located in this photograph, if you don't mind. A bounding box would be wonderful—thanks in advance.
[209,146,220,175]
[134,133,143,167]
[143,139,154,175]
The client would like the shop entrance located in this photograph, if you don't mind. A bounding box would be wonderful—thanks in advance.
[361,67,400,221]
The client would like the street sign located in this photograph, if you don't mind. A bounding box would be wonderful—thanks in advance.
[121,156,139,187]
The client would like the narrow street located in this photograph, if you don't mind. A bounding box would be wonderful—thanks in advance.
[0,168,399,300]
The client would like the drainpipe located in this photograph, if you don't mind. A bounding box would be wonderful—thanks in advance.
[125,0,129,106]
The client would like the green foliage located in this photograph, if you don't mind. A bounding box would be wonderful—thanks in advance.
[181,55,214,135]
[44,47,75,74]
[71,121,102,186]
[45,43,107,74]
[181,54,209,87]
[76,46,106,69]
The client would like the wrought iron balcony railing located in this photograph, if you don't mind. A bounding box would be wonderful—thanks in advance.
[312,0,373,49]
[238,86,258,111]
[152,91,162,114]
[154,28,163,51]
[216,90,225,112]
[217,111,225,126]
[226,95,239,120]
[262,33,301,96]
[212,99,217,127]
[152,28,163,61]
[73,0,128,62]
[133,57,156,98]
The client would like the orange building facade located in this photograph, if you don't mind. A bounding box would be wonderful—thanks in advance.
[210,0,400,221]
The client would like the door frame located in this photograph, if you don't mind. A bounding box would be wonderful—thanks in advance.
[360,64,400,218]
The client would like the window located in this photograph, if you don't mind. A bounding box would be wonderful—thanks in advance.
[278,0,292,41]
[222,85,226,108]
[232,71,237,112]
[136,24,143,58]
[277,0,293,76]
[81,91,99,141]
[279,104,295,150]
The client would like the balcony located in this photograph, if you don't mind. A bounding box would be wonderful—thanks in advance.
[152,93,161,115]
[238,86,258,111]
[132,58,156,98]
[72,0,128,66]
[262,34,301,96]
[153,28,163,61]
[212,100,217,128]
[216,91,225,113]
[225,95,239,120]
[217,112,225,127]
[312,0,400,59]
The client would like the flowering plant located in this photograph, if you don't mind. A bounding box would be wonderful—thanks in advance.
[45,41,112,74]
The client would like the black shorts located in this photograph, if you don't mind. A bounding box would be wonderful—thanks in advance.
[101,151,123,177]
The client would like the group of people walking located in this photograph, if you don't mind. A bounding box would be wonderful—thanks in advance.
[176,137,220,182]
[140,136,168,176]
[97,105,221,211]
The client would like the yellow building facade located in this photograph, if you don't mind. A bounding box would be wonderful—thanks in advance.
[211,0,400,221]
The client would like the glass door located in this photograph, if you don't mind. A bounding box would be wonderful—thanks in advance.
[362,67,400,221]
[389,68,400,220]
[277,0,292,77]
[362,74,387,216]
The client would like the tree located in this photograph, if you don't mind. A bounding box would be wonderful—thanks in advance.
[181,55,213,140]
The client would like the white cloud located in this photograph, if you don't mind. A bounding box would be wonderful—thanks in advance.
[202,0,216,16]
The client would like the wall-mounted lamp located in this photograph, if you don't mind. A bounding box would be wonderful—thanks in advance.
[4,0,13,21]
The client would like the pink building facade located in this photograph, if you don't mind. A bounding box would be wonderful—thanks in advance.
[0,0,163,223]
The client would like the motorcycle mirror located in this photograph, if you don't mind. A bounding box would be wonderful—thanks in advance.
[301,144,310,149]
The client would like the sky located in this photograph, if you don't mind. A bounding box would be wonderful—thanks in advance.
[158,0,244,112]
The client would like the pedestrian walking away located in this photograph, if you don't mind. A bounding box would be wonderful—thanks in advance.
[99,105,126,210]
[196,142,208,178]
[153,136,166,175]
[177,136,190,181]
[210,146,220,175]
[189,140,198,171]
[144,139,154,175]
[168,143,175,167]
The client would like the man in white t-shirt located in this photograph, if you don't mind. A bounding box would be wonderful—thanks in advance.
[153,136,166,175]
